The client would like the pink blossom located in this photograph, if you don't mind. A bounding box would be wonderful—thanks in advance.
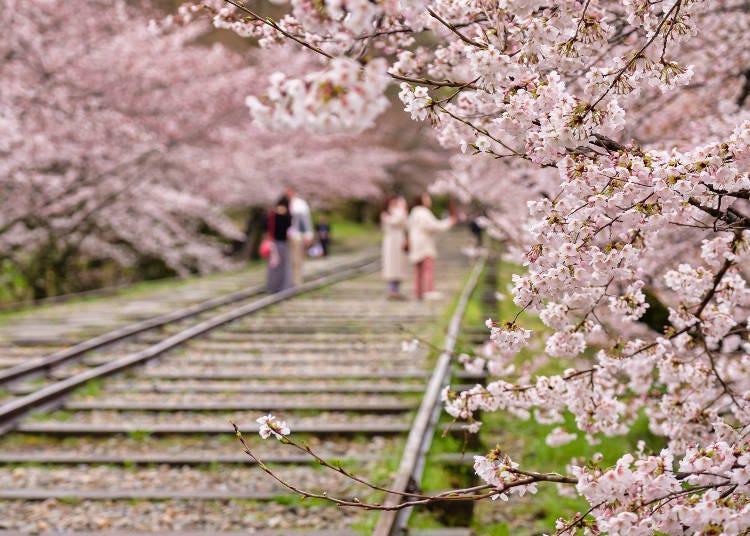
[256,414,291,440]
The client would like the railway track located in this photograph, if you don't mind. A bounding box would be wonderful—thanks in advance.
[0,252,378,391]
[0,250,373,368]
[0,235,484,535]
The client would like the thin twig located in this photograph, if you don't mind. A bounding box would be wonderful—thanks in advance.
[426,7,487,49]
[222,0,334,59]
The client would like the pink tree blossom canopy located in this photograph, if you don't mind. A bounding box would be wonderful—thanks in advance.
[1,0,436,297]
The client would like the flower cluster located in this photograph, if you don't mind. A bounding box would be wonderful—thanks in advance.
[256,414,291,440]
[487,320,532,356]
[566,441,750,534]
[246,58,390,133]
[474,449,538,502]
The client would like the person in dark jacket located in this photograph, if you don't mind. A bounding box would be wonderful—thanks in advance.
[316,214,331,257]
[265,195,293,293]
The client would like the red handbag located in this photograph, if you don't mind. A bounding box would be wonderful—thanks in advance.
[259,211,275,258]
[259,238,273,258]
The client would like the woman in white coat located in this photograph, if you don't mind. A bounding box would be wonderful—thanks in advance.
[408,194,455,300]
[380,196,409,299]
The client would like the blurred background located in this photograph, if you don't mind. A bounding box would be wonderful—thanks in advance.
[1,0,452,306]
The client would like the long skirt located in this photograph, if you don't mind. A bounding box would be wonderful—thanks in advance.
[266,240,292,293]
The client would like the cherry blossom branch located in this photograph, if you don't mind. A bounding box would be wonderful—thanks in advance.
[586,0,682,115]
[391,73,481,90]
[436,104,523,157]
[702,184,750,199]
[233,420,590,513]
[220,0,334,59]
[701,340,742,409]
[231,422,507,510]
[426,7,487,49]
[509,468,577,484]
[216,0,483,92]
[695,237,741,318]
[555,500,605,535]
[688,198,750,230]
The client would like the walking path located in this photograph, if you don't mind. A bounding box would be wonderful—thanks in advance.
[0,233,478,534]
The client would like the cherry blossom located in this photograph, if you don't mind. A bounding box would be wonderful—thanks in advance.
[171,0,750,531]
[2,0,437,298]
[256,414,291,440]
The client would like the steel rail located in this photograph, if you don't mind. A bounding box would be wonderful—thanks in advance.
[0,253,376,385]
[373,256,485,536]
[0,258,379,434]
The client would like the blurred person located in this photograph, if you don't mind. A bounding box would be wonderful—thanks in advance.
[316,213,331,257]
[285,186,314,286]
[469,217,484,247]
[265,195,293,293]
[380,196,409,300]
[408,194,456,300]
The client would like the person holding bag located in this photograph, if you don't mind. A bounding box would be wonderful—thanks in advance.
[264,195,293,293]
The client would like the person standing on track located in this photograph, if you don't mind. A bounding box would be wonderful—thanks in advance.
[408,194,456,300]
[285,186,314,287]
[380,196,409,300]
[315,213,331,257]
[265,195,293,293]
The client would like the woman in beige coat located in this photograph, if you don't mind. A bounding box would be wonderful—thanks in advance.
[380,196,409,299]
[408,194,455,300]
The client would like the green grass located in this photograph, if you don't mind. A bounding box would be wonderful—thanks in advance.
[57,496,84,505]
[0,261,31,304]
[421,434,476,493]
[30,409,74,422]
[321,216,379,249]
[74,378,103,398]
[270,494,299,506]
[126,430,153,441]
